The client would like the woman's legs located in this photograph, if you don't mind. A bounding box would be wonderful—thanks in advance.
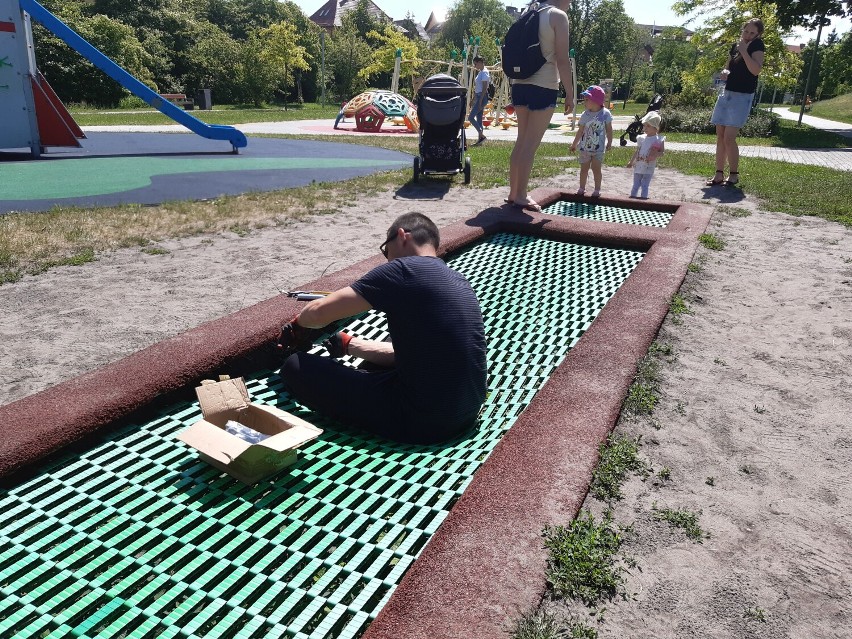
[509,105,555,205]
[723,125,741,180]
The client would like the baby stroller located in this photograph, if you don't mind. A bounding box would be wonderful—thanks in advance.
[413,73,471,184]
[619,93,664,146]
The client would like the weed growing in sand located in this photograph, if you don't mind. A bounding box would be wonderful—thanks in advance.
[717,205,751,218]
[591,435,651,502]
[699,233,726,250]
[740,464,752,474]
[650,341,677,362]
[657,467,671,481]
[744,607,767,622]
[675,401,687,416]
[508,608,598,639]
[687,261,702,273]
[653,505,707,542]
[713,357,727,366]
[544,510,628,606]
[754,405,767,414]
[705,476,715,486]
[141,247,170,255]
[623,356,660,416]
[669,294,689,316]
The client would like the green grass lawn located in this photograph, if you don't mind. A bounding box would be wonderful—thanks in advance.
[657,116,850,148]
[70,102,342,126]
[807,92,852,125]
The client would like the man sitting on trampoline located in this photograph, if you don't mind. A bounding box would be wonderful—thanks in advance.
[278,212,487,445]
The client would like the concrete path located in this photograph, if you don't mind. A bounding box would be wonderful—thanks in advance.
[82,109,852,171]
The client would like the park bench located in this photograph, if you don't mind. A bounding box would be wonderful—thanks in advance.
[158,92,194,110]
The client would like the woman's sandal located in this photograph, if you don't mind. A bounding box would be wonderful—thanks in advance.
[705,170,725,186]
[724,171,739,186]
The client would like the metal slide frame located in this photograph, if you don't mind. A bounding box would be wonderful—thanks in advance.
[19,0,247,152]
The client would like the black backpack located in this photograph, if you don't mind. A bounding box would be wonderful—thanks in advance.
[501,4,547,80]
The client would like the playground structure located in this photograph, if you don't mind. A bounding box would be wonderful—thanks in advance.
[0,0,246,156]
[337,88,419,133]
[390,37,579,136]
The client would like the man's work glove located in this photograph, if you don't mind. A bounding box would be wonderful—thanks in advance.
[276,316,323,355]
[322,331,353,358]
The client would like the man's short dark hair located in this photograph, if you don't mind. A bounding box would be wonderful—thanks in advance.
[473,56,484,63]
[387,213,440,249]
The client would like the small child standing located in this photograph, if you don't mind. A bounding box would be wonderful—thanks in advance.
[570,85,613,197]
[627,112,665,199]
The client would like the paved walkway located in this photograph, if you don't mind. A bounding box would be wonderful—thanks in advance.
[82,109,852,171]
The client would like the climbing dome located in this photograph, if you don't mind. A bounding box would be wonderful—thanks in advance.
[342,91,419,133]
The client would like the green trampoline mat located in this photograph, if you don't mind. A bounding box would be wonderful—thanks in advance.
[0,233,645,639]
[542,199,674,227]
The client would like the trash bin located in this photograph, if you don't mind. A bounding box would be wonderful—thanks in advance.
[196,89,212,110]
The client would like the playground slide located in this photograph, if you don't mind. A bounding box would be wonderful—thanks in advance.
[19,0,248,152]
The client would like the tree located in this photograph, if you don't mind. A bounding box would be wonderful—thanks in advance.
[675,0,802,100]
[651,27,700,94]
[359,23,421,84]
[674,0,849,30]
[327,22,372,101]
[817,30,852,96]
[567,0,637,88]
[34,4,156,105]
[259,21,311,104]
[439,0,512,51]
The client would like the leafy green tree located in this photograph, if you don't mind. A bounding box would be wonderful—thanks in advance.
[675,0,802,101]
[568,0,636,88]
[327,23,372,101]
[651,27,700,94]
[182,21,241,100]
[34,4,156,105]
[360,23,421,83]
[439,0,512,51]
[817,30,852,96]
[259,21,311,104]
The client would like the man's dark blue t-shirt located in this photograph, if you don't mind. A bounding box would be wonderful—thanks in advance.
[352,255,487,426]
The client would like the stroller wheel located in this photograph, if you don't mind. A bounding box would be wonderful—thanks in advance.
[463,157,471,184]
[413,157,420,183]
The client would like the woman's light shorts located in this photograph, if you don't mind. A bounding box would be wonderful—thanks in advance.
[710,89,754,128]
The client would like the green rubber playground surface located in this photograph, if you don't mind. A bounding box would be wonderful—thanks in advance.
[0,233,645,639]
[0,157,408,200]
[543,199,674,227]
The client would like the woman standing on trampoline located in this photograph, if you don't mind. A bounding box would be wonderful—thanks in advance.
[706,18,765,187]
[507,0,574,212]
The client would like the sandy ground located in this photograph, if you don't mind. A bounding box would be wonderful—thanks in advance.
[1,164,850,637]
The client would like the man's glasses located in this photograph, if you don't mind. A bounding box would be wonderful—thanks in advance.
[379,229,407,258]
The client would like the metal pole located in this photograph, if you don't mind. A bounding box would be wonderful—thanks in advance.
[797,16,824,126]
[320,31,326,107]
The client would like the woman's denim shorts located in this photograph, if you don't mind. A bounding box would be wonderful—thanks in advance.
[511,83,558,111]
[710,89,754,128]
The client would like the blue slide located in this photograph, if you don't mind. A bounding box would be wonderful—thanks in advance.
[20,0,248,152]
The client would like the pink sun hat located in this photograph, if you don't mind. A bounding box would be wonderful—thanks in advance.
[581,85,606,107]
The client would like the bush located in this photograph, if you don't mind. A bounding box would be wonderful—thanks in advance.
[660,106,779,137]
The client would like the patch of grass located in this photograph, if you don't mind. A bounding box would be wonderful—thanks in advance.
[740,464,752,474]
[804,92,852,125]
[0,268,22,284]
[544,510,628,606]
[661,116,850,148]
[705,476,715,486]
[657,467,671,481]
[669,293,689,316]
[590,435,651,502]
[717,205,752,218]
[699,233,725,250]
[507,608,598,639]
[653,505,707,542]
[70,102,342,126]
[655,150,852,226]
[754,404,767,414]
[713,357,727,366]
[623,356,661,416]
[744,606,767,622]
[141,247,170,255]
[687,261,702,273]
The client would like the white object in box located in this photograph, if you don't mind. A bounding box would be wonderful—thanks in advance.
[177,376,322,484]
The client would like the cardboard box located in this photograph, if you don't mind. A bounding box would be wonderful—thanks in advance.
[177,377,322,484]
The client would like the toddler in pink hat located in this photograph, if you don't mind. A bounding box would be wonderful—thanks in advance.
[570,85,613,197]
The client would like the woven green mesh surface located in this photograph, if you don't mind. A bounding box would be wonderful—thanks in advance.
[0,233,645,639]
[542,200,673,227]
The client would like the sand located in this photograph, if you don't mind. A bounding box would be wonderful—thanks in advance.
[1,164,850,637]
